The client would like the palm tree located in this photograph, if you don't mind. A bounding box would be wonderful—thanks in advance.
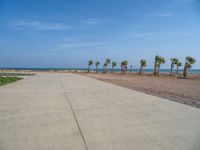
[183,56,196,78]
[139,59,147,75]
[154,55,160,75]
[170,58,178,76]
[88,60,93,72]
[111,62,117,73]
[121,60,128,74]
[95,61,100,73]
[104,58,111,73]
[157,56,165,75]
[103,63,107,73]
[121,61,124,75]
[124,60,128,74]
[176,61,182,74]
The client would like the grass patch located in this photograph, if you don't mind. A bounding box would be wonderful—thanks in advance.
[0,77,22,86]
[0,73,35,76]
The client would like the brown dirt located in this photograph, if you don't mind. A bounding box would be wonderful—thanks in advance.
[80,72,200,108]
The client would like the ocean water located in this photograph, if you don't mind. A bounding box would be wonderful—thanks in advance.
[94,68,200,74]
[1,68,200,74]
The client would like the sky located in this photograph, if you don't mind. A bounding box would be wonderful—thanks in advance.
[0,0,200,69]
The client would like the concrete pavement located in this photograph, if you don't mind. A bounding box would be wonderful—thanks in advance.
[0,73,200,150]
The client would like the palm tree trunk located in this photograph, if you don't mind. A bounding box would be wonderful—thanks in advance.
[154,62,157,75]
[139,65,143,75]
[183,63,187,78]
[157,65,160,75]
[124,67,126,75]
[88,65,90,72]
[121,65,123,75]
[112,66,114,73]
[176,66,179,74]
[170,63,173,76]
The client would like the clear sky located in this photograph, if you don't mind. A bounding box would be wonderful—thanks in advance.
[0,0,200,69]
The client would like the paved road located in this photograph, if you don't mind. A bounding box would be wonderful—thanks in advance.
[0,73,200,150]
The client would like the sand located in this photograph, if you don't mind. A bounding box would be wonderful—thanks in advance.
[82,72,200,108]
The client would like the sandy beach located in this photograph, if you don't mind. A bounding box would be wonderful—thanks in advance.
[82,72,200,108]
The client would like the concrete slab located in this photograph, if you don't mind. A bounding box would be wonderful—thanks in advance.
[0,73,200,150]
[0,73,86,150]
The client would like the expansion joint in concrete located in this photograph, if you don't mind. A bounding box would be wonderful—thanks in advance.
[58,78,89,150]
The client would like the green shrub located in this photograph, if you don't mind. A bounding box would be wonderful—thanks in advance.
[0,77,22,86]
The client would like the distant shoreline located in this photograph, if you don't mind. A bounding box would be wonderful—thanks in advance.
[0,68,200,74]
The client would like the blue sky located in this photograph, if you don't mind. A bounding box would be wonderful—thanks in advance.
[0,0,200,69]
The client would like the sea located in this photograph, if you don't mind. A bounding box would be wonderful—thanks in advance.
[1,68,200,74]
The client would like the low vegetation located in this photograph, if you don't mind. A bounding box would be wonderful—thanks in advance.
[111,62,117,73]
[0,77,22,86]
[139,59,147,75]
[95,61,100,73]
[0,72,35,76]
[87,55,196,78]
[88,60,93,72]
[121,60,128,74]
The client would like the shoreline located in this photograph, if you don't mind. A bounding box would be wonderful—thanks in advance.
[1,68,200,74]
